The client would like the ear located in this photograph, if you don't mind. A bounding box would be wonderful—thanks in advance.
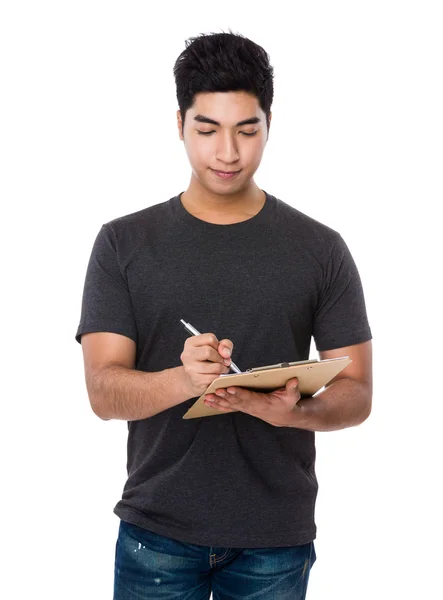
[177,110,184,141]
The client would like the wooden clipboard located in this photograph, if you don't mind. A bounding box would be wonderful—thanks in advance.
[182,356,352,419]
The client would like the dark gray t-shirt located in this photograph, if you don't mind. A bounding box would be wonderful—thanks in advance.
[75,190,372,548]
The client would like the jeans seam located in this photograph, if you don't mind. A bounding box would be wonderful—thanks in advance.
[211,548,230,564]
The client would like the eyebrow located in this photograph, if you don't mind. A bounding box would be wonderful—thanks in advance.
[193,114,261,127]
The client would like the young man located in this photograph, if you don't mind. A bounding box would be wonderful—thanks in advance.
[76,31,372,600]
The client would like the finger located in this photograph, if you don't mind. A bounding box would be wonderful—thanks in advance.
[195,345,230,367]
[204,401,236,413]
[286,377,299,391]
[187,333,219,351]
[224,386,255,407]
[218,339,234,359]
[285,377,301,401]
[204,393,237,411]
[196,359,230,375]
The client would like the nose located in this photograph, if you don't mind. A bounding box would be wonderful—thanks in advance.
[215,131,240,164]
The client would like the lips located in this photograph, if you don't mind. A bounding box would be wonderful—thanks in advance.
[212,169,242,180]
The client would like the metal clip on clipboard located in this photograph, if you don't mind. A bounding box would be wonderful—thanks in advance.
[246,359,319,373]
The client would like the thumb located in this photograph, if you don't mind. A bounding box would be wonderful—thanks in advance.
[218,339,233,357]
[286,377,299,391]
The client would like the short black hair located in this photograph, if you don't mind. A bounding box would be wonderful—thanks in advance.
[173,29,274,134]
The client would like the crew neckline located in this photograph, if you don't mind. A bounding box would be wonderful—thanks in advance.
[170,189,275,232]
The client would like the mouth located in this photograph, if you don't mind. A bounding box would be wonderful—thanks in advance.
[211,169,242,180]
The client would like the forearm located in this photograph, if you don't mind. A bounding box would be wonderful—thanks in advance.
[88,365,195,421]
[289,377,372,432]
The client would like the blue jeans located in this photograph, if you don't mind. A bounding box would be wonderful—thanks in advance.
[114,520,316,599]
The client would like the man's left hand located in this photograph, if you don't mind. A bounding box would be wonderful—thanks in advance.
[204,377,302,427]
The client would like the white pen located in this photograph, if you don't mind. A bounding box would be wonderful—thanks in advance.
[180,319,242,374]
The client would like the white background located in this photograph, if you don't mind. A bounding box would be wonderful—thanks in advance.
[1,1,442,599]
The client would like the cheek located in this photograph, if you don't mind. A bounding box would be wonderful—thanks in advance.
[242,143,265,170]
[185,142,209,168]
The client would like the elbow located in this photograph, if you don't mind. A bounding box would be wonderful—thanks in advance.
[90,398,111,420]
[87,385,111,420]
[356,378,372,425]
[96,409,111,421]
[358,395,372,425]
[86,372,111,420]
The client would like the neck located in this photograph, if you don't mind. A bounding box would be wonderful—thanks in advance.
[181,176,265,216]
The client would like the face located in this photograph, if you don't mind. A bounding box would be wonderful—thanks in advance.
[177,91,271,196]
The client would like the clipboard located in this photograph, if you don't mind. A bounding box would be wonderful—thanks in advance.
[182,356,352,419]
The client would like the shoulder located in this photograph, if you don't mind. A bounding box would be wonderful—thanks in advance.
[272,194,343,255]
[97,198,173,264]
[105,198,171,235]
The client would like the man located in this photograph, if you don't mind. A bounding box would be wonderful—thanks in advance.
[76,30,372,600]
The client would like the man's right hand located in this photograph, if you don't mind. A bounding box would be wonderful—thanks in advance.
[180,333,234,397]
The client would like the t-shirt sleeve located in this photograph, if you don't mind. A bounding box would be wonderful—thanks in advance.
[313,234,372,351]
[75,223,138,345]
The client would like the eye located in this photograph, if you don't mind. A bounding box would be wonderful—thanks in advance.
[197,131,258,136]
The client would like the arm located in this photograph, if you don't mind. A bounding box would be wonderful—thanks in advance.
[81,332,195,421]
[204,341,372,431]
[290,340,372,432]
[204,235,373,429]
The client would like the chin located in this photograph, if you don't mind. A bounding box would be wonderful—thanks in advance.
[209,182,247,195]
